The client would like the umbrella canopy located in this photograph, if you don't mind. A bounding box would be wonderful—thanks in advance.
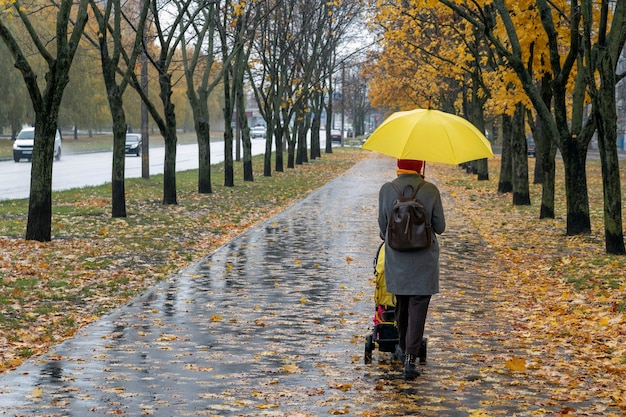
[362,109,493,165]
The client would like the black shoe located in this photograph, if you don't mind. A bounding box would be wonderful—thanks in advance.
[394,345,406,363]
[404,354,421,380]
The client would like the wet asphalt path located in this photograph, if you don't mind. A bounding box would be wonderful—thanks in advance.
[2,154,609,416]
[0,154,389,415]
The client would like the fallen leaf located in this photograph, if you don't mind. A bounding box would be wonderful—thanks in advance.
[469,410,492,417]
[282,362,300,374]
[505,356,526,372]
[31,387,43,398]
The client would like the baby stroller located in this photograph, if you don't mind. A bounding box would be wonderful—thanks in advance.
[364,243,427,364]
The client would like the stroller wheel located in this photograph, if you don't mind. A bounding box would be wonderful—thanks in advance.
[419,337,427,364]
[364,334,374,364]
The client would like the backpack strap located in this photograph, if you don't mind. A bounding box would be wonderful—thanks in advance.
[389,182,404,198]
[389,180,426,199]
[411,180,426,198]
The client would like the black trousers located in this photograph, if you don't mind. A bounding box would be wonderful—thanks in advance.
[395,295,431,356]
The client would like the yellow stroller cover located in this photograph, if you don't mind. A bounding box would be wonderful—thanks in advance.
[374,244,395,324]
[366,244,427,363]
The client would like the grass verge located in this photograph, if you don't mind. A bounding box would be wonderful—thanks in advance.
[430,157,626,410]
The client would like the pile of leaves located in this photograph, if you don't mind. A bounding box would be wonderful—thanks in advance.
[0,149,369,373]
[427,158,626,414]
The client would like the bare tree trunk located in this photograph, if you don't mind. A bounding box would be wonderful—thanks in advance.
[582,0,626,254]
[274,119,284,173]
[295,104,309,165]
[511,105,530,205]
[196,114,212,193]
[264,125,274,177]
[223,69,234,187]
[594,49,625,254]
[560,138,592,234]
[310,97,322,160]
[109,93,127,217]
[236,84,253,182]
[27,114,58,241]
[467,73,489,181]
[160,72,178,204]
[285,121,296,169]
[498,114,513,194]
[535,123,557,219]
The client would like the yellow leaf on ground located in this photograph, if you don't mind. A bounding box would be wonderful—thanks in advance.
[505,356,526,372]
[283,362,300,373]
[31,387,43,398]
[469,410,492,417]
[610,392,624,408]
[330,383,352,391]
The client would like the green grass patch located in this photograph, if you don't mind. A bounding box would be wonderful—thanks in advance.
[34,304,56,316]
[16,348,34,357]
[0,313,25,331]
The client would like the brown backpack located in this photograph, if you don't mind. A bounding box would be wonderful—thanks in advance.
[386,181,432,251]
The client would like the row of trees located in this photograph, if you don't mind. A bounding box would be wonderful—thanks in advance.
[0,0,364,242]
[366,0,626,255]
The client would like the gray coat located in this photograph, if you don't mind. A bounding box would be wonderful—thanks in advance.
[378,173,445,295]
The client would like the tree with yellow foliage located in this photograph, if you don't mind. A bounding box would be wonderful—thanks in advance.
[366,2,501,181]
[438,0,626,254]
[368,0,625,253]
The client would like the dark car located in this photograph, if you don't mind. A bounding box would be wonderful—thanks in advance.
[125,133,142,156]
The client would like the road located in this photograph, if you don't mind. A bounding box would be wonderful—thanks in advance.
[0,140,273,201]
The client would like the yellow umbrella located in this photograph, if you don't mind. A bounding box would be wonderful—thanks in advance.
[362,109,493,165]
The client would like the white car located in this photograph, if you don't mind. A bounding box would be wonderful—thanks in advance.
[250,126,266,139]
[13,127,62,162]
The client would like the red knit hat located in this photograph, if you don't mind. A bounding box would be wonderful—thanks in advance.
[397,159,424,173]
